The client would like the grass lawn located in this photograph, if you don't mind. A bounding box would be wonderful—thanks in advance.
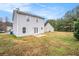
[0,32,79,56]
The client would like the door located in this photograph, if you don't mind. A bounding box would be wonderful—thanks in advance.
[34,27,38,33]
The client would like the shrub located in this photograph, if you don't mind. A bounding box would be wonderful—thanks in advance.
[74,21,79,40]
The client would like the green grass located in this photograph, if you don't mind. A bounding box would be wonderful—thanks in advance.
[0,32,79,56]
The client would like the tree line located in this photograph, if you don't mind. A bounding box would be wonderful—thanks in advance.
[48,5,79,32]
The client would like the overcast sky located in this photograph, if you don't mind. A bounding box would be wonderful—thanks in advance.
[0,3,79,22]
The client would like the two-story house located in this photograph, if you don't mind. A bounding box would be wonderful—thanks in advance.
[12,9,45,37]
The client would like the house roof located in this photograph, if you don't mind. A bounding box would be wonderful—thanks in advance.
[14,10,45,19]
[44,21,53,27]
[44,21,48,26]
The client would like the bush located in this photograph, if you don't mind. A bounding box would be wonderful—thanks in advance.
[74,30,79,40]
[74,22,79,40]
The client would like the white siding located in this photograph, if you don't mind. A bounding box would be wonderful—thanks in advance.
[13,12,44,37]
[44,23,54,32]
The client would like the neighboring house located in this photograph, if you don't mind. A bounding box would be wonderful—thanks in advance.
[12,9,45,37]
[6,22,12,33]
[7,26,12,33]
[0,18,12,33]
[44,21,54,32]
[0,22,7,32]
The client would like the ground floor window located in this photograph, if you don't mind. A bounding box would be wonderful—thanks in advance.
[34,27,38,33]
[22,27,26,33]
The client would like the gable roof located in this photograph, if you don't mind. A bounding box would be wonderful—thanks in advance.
[13,10,45,19]
[44,21,48,26]
[44,20,53,27]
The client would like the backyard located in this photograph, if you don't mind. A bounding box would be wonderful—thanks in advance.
[0,32,79,56]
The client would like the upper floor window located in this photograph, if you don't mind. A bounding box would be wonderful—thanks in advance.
[41,27,43,30]
[22,27,26,33]
[36,18,38,22]
[27,18,30,22]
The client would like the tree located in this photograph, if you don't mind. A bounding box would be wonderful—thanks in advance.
[74,21,79,40]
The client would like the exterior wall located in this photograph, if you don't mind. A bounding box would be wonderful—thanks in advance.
[44,23,54,32]
[13,10,18,36]
[13,11,44,37]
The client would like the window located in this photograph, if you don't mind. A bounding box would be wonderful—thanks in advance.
[27,18,30,22]
[34,27,38,33]
[36,18,38,22]
[22,27,26,33]
[41,27,43,30]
